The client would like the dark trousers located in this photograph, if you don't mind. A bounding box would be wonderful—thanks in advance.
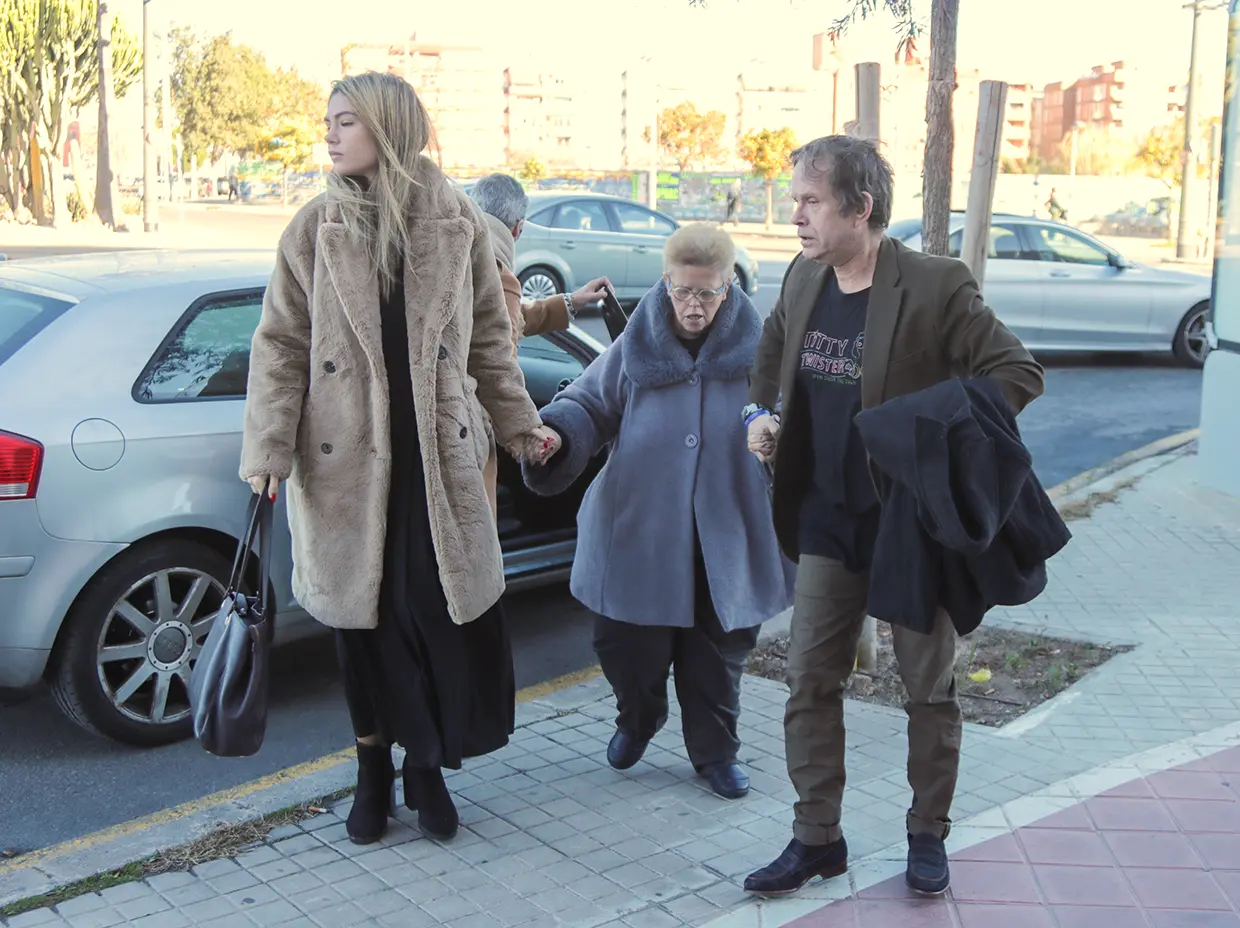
[593,595,758,770]
[785,555,961,844]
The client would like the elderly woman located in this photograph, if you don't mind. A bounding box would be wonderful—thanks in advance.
[524,224,794,799]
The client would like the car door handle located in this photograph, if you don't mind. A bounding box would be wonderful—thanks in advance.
[1049,270,1071,277]
[561,241,576,250]
[633,245,650,254]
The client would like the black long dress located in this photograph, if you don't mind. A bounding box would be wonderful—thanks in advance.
[334,261,516,770]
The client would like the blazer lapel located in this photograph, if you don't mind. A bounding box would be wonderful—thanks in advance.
[319,222,384,379]
[780,259,829,411]
[862,237,905,410]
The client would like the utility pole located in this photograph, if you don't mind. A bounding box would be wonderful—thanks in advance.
[142,0,158,232]
[1177,0,1224,258]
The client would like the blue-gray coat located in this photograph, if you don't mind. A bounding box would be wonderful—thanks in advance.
[522,284,795,632]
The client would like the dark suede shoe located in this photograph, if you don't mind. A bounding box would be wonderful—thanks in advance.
[402,760,459,841]
[702,762,750,800]
[347,743,395,845]
[606,729,650,770]
[743,837,849,895]
[906,833,950,895]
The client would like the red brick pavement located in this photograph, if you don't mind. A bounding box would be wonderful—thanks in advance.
[789,746,1240,927]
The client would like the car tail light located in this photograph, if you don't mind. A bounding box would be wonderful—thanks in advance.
[0,430,43,500]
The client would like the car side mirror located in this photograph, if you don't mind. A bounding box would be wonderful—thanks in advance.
[1108,253,1131,270]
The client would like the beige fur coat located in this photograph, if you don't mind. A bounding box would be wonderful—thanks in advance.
[240,162,542,629]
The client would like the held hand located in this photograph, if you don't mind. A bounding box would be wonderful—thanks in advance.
[245,475,281,500]
[747,414,779,463]
[522,426,562,466]
[572,277,613,309]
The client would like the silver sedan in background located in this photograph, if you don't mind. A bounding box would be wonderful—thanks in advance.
[514,193,760,306]
[890,214,1212,367]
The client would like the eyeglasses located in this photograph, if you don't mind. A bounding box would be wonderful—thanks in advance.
[665,277,728,305]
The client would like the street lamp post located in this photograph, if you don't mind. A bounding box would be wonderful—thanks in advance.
[1177,0,1225,258]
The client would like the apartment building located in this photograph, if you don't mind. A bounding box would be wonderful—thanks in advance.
[341,37,507,169]
[735,63,832,152]
[1036,61,1183,160]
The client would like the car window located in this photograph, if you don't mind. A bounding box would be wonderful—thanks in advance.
[517,334,587,408]
[527,207,554,226]
[1029,226,1111,266]
[135,291,263,402]
[947,225,1029,260]
[614,203,676,236]
[551,201,610,233]
[0,286,73,366]
[887,218,923,242]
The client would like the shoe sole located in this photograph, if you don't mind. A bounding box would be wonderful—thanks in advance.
[744,859,848,896]
[906,877,950,896]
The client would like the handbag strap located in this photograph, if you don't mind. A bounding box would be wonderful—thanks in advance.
[228,493,274,616]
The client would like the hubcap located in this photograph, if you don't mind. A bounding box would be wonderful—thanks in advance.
[1184,310,1210,365]
[521,273,558,302]
[96,568,227,726]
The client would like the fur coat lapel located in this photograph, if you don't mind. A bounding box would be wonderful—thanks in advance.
[623,283,762,388]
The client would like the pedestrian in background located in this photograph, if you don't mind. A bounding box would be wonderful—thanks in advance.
[470,172,611,518]
[240,71,559,847]
[524,223,794,800]
[725,178,743,226]
[742,136,1044,897]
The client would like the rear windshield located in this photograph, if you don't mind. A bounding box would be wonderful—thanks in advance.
[0,285,73,366]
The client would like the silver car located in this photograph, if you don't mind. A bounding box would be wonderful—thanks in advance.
[0,250,606,746]
[514,193,760,305]
[890,214,1213,367]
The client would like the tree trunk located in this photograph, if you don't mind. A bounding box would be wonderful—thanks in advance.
[765,178,774,230]
[96,2,123,227]
[921,0,959,257]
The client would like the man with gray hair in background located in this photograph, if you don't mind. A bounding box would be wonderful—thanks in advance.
[470,173,611,348]
[741,136,1045,898]
[470,173,611,521]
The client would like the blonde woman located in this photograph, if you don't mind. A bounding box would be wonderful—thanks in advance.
[523,224,793,799]
[241,72,559,845]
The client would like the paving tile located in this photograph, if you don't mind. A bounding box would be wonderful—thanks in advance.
[6,911,66,928]
[1032,863,1137,907]
[55,906,126,928]
[1052,907,1152,928]
[1017,827,1112,866]
[1146,912,1240,928]
[1127,867,1235,911]
[1087,797,1180,832]
[954,903,1057,927]
[1105,830,1205,868]
[855,899,955,926]
[1166,799,1240,834]
[947,861,1042,905]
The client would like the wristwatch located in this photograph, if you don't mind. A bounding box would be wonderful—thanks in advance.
[742,403,769,425]
[562,292,577,318]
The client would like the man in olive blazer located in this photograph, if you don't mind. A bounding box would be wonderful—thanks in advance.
[741,136,1044,898]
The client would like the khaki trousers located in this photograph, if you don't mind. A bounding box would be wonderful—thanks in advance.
[785,555,962,845]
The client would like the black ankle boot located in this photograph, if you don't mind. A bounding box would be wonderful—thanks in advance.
[402,758,459,840]
[347,742,395,845]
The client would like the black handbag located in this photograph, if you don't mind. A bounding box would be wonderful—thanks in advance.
[188,493,275,757]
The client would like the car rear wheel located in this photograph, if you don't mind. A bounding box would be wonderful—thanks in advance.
[1173,302,1211,368]
[48,539,231,746]
[519,267,563,303]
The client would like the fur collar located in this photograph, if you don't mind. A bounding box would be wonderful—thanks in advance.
[483,211,516,270]
[622,281,761,388]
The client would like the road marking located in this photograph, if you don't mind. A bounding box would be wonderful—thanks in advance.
[0,664,602,877]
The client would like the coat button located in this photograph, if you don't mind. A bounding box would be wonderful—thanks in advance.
[688,372,700,386]
[438,346,448,361]
[321,442,333,454]
[459,426,468,439]
[685,434,699,448]
[323,361,336,373]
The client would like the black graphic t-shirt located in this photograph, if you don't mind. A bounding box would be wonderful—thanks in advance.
[795,274,881,571]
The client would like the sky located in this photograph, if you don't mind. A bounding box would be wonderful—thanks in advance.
[119,0,1228,100]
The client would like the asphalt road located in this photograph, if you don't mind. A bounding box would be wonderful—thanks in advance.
[0,219,1206,856]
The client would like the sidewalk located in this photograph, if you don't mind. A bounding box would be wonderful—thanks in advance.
[3,444,1240,928]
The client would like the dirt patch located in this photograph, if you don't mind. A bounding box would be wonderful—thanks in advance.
[748,624,1130,728]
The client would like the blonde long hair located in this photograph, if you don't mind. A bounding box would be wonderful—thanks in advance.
[326,72,439,295]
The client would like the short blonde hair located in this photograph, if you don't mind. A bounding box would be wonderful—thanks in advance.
[663,223,735,277]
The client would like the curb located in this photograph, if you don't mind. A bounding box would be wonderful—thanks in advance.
[0,668,604,909]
